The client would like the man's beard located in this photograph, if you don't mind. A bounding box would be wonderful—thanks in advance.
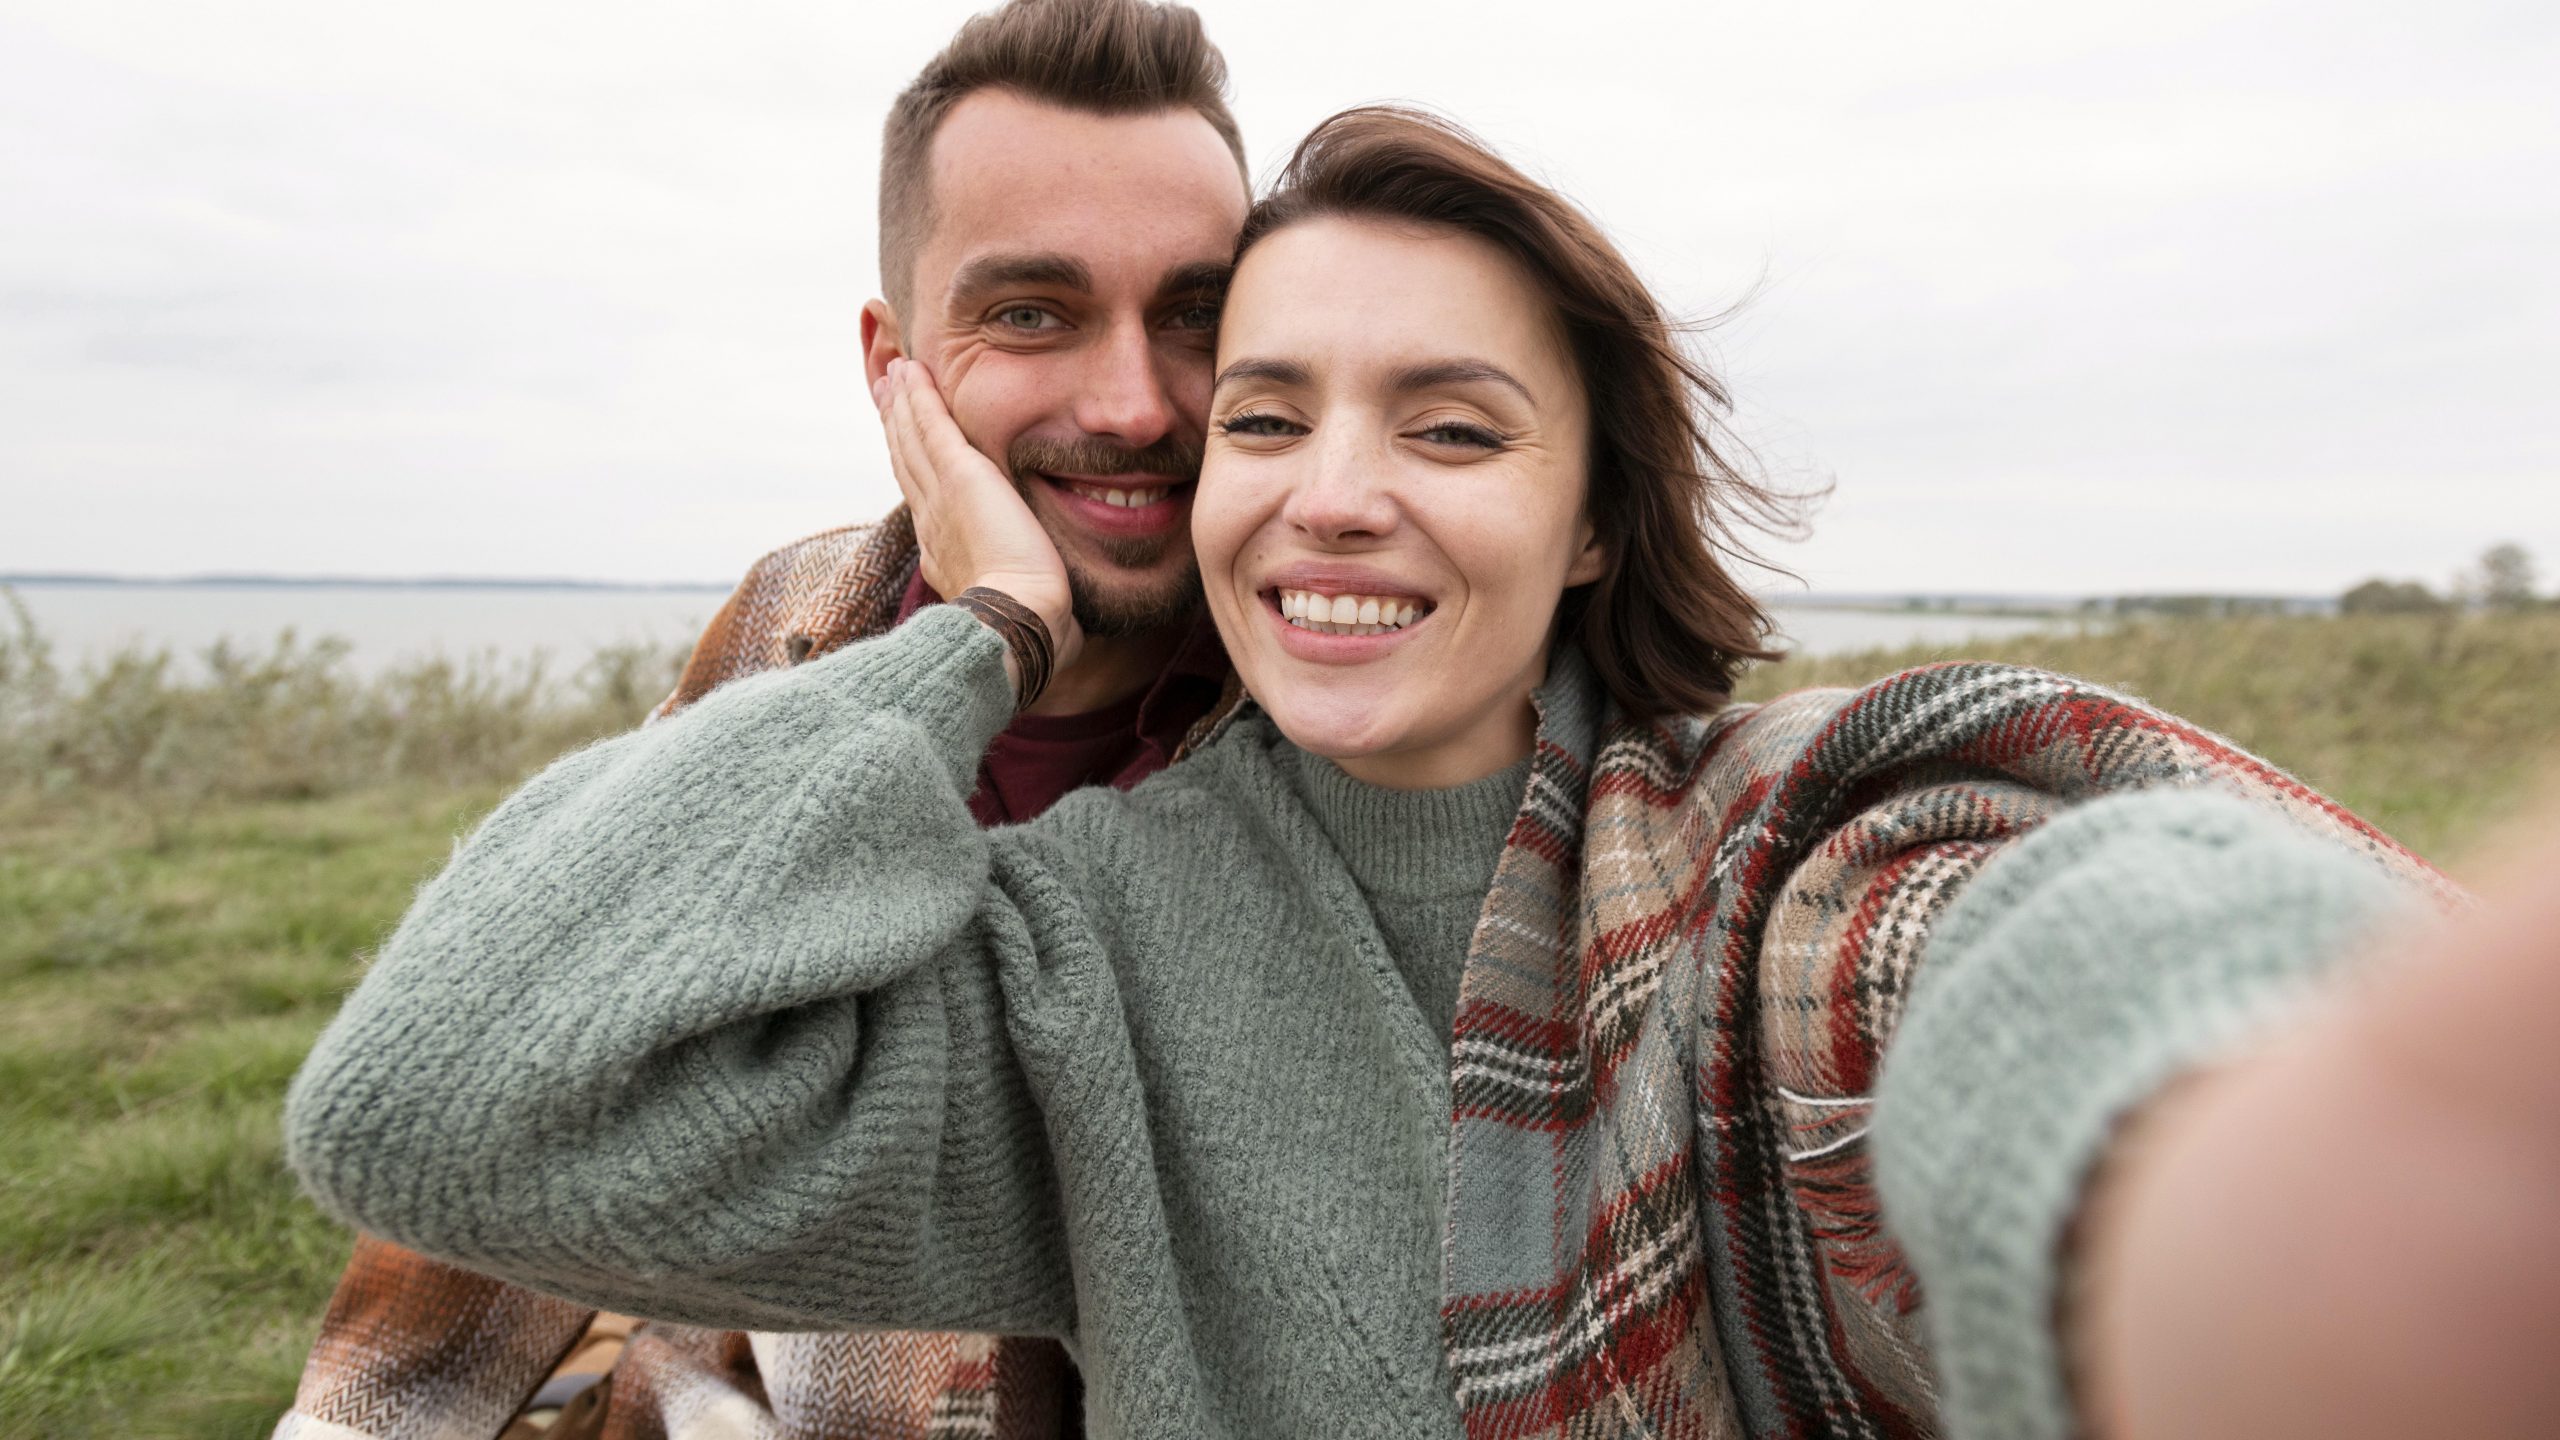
[1007,433,1205,639]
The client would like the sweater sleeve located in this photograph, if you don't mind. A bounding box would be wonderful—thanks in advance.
[285,604,1094,1337]
[1868,787,2419,1440]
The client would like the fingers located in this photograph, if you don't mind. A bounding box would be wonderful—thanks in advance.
[872,365,925,514]
[900,362,988,484]
[865,360,1071,627]
[879,359,1005,496]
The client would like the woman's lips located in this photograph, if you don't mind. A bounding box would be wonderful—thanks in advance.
[1261,586,1435,661]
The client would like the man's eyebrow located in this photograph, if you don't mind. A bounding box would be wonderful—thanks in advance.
[1213,357,1313,392]
[946,253,1094,301]
[1388,359,1536,405]
[1153,260,1234,302]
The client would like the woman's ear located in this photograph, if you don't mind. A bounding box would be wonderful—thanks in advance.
[1564,516,1609,587]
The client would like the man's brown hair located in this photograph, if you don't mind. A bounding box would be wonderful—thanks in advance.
[1235,107,1804,719]
[879,0,1249,318]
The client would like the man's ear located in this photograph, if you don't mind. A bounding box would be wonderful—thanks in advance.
[1565,516,1610,588]
[860,301,903,389]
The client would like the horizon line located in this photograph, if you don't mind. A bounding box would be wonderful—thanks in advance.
[1,571,736,593]
[0,572,2346,604]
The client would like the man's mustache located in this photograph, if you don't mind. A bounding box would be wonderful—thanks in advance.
[1008,434,1202,487]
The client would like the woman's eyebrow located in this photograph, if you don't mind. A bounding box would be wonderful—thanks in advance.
[1387,359,1535,405]
[1213,357,1313,392]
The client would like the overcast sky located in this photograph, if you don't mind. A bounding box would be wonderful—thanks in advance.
[3,0,2553,594]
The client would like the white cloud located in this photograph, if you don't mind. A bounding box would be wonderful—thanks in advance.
[2,0,2552,592]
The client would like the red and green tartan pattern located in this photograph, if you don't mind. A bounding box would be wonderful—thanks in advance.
[1436,662,2447,1439]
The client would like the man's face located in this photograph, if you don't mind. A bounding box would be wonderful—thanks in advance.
[870,90,1250,637]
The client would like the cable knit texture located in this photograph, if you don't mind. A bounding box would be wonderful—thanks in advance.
[288,605,2426,1440]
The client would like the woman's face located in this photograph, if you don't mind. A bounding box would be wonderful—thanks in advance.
[1193,217,1604,789]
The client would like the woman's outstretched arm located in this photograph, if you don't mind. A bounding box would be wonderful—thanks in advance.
[285,606,1086,1338]
[1871,785,2560,1440]
[2074,815,2560,1440]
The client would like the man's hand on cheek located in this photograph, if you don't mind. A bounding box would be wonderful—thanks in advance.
[872,358,1080,676]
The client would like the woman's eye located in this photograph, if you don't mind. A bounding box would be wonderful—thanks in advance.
[994,306,1059,332]
[1217,412,1304,438]
[1415,421,1504,450]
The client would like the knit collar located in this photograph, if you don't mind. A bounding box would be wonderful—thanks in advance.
[1284,751,1529,901]
[1276,645,1604,901]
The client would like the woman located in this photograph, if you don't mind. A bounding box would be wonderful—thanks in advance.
[287,110,2558,1440]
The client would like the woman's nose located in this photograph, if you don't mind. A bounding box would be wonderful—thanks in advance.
[1280,433,1397,543]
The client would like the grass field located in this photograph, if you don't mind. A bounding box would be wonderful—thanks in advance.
[7,607,2559,1437]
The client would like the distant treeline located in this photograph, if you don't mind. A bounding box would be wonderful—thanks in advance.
[2055,542,2547,620]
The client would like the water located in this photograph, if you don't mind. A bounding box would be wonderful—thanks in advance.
[7,583,725,677]
[1765,605,2092,658]
[4,581,2089,675]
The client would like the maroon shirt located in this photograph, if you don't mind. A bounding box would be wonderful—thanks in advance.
[896,568,1229,825]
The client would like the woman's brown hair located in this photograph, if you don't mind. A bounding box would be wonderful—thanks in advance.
[1233,106,1801,718]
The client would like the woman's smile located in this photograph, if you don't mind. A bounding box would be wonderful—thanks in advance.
[1259,561,1440,662]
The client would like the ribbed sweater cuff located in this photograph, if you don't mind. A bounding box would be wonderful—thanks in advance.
[1870,787,2416,1440]
[806,601,1019,781]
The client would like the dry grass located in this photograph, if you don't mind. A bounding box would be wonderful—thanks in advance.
[1737,610,2560,868]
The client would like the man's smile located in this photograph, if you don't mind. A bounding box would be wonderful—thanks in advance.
[1031,471,1194,537]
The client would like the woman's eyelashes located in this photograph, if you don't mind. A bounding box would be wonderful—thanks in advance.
[1216,410,1306,439]
[1215,410,1509,452]
[1412,420,1506,451]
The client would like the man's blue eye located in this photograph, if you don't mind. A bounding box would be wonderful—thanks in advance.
[998,307,1054,330]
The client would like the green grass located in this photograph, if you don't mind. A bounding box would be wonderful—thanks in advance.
[5,608,2558,1435]
[1,785,513,1438]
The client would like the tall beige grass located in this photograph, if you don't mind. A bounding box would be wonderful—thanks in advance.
[1738,609,2560,866]
[0,588,684,813]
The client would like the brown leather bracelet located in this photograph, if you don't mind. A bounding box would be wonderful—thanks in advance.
[950,586,1056,711]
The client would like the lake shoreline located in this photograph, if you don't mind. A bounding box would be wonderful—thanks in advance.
[8,579,2123,669]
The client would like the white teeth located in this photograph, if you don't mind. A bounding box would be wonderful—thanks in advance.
[1068,482,1169,509]
[1273,588,1432,637]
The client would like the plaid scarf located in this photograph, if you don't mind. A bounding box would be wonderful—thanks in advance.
[278,516,2442,1440]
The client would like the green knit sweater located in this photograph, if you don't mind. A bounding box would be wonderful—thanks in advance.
[285,605,2406,1440]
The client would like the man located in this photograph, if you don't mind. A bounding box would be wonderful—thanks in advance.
[275,2,1248,1436]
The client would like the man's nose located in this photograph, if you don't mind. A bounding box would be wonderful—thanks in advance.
[1069,321,1178,451]
[1281,429,1398,543]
